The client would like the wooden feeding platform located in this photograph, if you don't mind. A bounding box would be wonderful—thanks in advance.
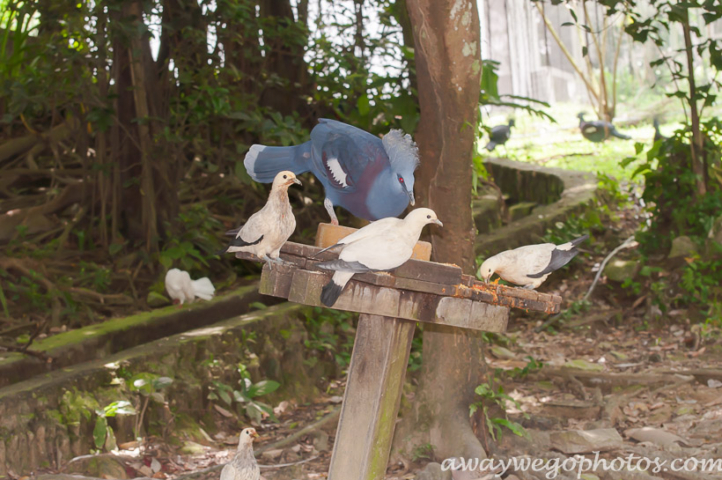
[236,224,561,480]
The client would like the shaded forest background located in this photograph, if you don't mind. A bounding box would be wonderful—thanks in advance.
[0,0,423,330]
[2,0,722,339]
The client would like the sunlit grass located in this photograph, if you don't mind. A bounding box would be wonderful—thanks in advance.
[479,102,689,182]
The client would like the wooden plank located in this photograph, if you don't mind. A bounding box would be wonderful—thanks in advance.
[242,243,560,314]
[258,264,296,299]
[286,269,508,332]
[392,259,462,285]
[327,314,416,480]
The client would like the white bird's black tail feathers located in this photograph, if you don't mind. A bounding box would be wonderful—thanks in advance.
[319,269,358,307]
[216,234,264,255]
[316,259,370,273]
[528,234,589,278]
[321,281,344,307]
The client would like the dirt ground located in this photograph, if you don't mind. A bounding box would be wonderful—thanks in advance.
[48,283,722,480]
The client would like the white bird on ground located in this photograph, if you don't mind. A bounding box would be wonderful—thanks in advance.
[478,235,589,289]
[221,171,302,268]
[316,208,443,307]
[164,268,215,305]
[220,427,260,480]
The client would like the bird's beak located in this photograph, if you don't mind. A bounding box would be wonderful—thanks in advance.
[252,431,260,438]
[433,219,443,227]
[407,189,415,206]
[287,178,302,186]
[484,277,489,284]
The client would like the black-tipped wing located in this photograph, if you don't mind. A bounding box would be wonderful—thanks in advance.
[527,247,579,278]
[316,259,371,273]
[229,234,263,248]
[528,234,587,278]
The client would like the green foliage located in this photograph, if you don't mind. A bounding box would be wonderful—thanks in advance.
[412,443,434,462]
[479,60,555,123]
[542,213,598,249]
[629,119,722,254]
[129,373,174,441]
[93,400,136,451]
[303,307,356,368]
[207,363,280,424]
[470,382,528,442]
[507,356,544,380]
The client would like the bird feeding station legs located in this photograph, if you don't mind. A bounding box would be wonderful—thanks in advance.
[324,198,339,226]
[327,314,416,480]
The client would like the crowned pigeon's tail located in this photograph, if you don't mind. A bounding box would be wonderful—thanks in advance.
[191,277,215,301]
[320,271,355,307]
[484,141,497,152]
[244,142,312,183]
[610,128,631,140]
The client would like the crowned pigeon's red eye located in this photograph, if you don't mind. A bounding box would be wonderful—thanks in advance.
[398,177,404,183]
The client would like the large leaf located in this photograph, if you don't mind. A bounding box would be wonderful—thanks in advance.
[93,417,108,450]
[247,380,280,398]
[104,400,136,417]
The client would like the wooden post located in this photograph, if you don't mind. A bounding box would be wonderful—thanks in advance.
[327,314,416,480]
[239,240,561,478]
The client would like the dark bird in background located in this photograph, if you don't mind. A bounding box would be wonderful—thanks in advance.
[485,119,515,151]
[653,118,667,143]
[577,113,631,143]
[244,118,419,225]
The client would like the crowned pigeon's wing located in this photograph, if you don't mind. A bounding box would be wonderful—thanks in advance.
[310,119,386,191]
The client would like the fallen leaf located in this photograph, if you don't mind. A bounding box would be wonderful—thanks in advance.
[550,428,624,454]
[625,427,690,449]
[214,404,234,418]
[564,359,605,372]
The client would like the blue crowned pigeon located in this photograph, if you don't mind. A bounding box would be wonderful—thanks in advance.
[244,119,419,225]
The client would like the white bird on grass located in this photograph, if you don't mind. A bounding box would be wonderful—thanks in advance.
[164,268,215,305]
[315,208,443,307]
[220,427,260,480]
[478,235,589,289]
[221,171,302,268]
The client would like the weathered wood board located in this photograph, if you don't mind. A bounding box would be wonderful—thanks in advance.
[239,242,562,315]
[259,265,509,332]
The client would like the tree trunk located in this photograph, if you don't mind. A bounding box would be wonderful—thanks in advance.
[681,10,707,197]
[394,0,487,462]
[259,0,309,115]
[111,1,178,250]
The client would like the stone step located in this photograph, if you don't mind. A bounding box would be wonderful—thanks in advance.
[0,303,341,474]
[0,283,277,388]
